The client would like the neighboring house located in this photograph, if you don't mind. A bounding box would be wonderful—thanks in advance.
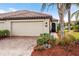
[0,10,58,36]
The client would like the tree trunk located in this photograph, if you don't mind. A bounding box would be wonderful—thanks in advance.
[60,16,64,39]
[68,9,71,31]
[57,4,65,39]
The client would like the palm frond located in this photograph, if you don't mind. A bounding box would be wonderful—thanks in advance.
[75,12,79,21]
[64,3,71,15]
[41,3,55,12]
[71,10,79,19]
[41,3,47,12]
[47,3,55,11]
[65,3,71,10]
[75,3,79,7]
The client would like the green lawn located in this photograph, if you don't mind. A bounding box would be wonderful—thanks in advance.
[65,31,79,40]
[70,32,79,40]
[58,30,79,40]
[64,30,68,32]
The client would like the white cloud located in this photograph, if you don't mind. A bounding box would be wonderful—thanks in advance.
[0,10,7,13]
[0,8,17,13]
[9,8,17,12]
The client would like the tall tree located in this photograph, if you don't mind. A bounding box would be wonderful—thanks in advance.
[71,10,79,23]
[65,3,79,31]
[65,4,71,31]
[41,3,65,39]
[57,4,65,39]
[71,3,79,25]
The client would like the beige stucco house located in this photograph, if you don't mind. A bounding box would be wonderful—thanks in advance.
[0,10,58,36]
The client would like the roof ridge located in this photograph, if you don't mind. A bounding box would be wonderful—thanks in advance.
[0,10,52,16]
[24,10,52,16]
[4,10,29,17]
[0,10,29,18]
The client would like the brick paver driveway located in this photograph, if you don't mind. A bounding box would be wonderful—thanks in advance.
[0,37,37,56]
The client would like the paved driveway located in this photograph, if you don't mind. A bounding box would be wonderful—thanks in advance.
[0,37,37,56]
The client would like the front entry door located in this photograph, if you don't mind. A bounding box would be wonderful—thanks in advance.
[52,23,56,32]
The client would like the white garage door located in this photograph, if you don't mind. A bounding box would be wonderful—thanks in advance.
[0,22,5,30]
[11,21,43,36]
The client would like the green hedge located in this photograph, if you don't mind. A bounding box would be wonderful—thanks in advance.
[0,29,10,38]
[74,25,79,29]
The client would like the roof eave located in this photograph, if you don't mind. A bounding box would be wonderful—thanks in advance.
[0,16,52,21]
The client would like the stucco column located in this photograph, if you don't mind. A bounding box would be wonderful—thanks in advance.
[55,22,57,32]
[43,19,50,33]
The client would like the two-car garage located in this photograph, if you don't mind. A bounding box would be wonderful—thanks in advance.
[11,21,44,36]
[0,10,56,36]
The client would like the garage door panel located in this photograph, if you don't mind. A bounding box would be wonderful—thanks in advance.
[11,21,43,36]
[0,22,5,30]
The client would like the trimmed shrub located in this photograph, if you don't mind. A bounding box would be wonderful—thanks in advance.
[71,26,74,30]
[39,33,51,43]
[36,33,56,50]
[0,29,10,38]
[0,30,5,38]
[74,25,79,32]
[37,33,56,46]
[37,37,45,45]
[3,30,10,36]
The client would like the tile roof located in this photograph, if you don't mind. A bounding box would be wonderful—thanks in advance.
[0,10,52,20]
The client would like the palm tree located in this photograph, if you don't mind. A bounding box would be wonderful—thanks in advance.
[65,4,71,31]
[71,10,79,31]
[71,10,79,23]
[41,3,65,39]
[65,4,79,32]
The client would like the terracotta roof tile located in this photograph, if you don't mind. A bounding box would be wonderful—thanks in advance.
[0,10,52,20]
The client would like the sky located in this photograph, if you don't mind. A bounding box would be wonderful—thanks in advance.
[0,3,78,22]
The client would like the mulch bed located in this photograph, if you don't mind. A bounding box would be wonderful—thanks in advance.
[31,45,79,56]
